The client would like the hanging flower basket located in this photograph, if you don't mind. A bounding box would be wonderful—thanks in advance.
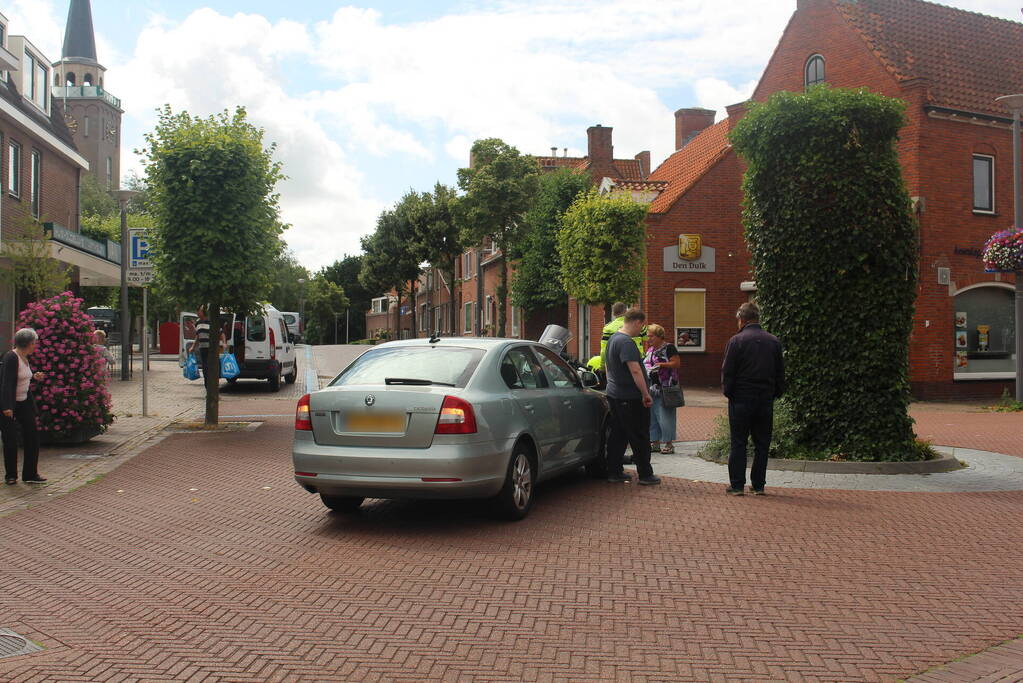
[982,228,1023,272]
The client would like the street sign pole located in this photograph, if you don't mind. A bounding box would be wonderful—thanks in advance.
[142,286,148,417]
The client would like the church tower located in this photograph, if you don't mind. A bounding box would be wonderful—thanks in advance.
[51,0,122,189]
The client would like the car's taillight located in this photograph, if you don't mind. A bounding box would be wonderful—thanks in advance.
[435,395,477,434]
[269,327,276,359]
[295,394,312,431]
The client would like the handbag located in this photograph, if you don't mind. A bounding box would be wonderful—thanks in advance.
[661,383,685,408]
[183,353,200,381]
[220,353,240,380]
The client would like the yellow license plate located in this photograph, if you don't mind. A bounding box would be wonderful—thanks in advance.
[343,413,406,433]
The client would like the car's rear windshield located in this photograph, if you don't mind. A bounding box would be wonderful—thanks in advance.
[246,316,266,342]
[329,346,485,388]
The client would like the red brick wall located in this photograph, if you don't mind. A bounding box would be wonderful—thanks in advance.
[0,122,81,234]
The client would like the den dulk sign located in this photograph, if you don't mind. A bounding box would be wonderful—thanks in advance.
[663,234,716,272]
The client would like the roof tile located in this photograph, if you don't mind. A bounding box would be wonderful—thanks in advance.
[647,120,732,213]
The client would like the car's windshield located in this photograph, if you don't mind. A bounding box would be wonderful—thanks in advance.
[330,346,485,388]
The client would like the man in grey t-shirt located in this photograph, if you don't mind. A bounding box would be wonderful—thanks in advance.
[604,308,660,486]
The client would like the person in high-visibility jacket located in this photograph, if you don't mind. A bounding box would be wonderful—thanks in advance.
[599,302,647,369]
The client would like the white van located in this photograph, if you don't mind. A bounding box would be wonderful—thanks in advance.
[180,305,298,391]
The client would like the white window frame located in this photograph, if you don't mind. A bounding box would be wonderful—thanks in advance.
[972,154,995,214]
[8,140,20,198]
[484,295,493,326]
[29,149,40,218]
[370,296,387,315]
[463,301,473,334]
[419,303,427,332]
[23,48,49,114]
[674,287,707,353]
[511,306,521,338]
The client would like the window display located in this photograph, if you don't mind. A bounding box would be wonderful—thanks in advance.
[952,286,1016,376]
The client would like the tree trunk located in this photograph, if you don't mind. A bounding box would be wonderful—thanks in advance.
[603,302,611,323]
[496,256,508,338]
[205,303,221,425]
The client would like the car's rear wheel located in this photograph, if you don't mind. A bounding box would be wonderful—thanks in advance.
[585,417,612,478]
[269,368,281,392]
[493,443,535,520]
[320,494,364,513]
[285,364,298,384]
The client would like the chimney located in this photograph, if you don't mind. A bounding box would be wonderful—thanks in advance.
[725,101,749,130]
[587,125,613,167]
[550,146,557,156]
[674,108,716,150]
[634,151,651,179]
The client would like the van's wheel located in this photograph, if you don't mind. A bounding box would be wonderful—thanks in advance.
[285,365,297,384]
[320,494,364,513]
[227,377,238,385]
[585,417,612,478]
[269,368,281,392]
[493,443,535,521]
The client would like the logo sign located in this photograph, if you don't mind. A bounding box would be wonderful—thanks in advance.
[365,394,376,407]
[127,228,154,286]
[678,234,702,261]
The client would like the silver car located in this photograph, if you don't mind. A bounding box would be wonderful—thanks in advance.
[292,337,609,519]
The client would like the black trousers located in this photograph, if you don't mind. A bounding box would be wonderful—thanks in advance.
[2,400,40,480]
[607,398,653,479]
[727,398,773,490]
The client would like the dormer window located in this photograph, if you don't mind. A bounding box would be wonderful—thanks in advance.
[805,54,825,88]
[23,49,48,112]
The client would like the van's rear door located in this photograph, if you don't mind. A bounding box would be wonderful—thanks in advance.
[179,312,197,366]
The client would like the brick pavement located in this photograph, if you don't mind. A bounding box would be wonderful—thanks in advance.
[907,637,1023,682]
[0,405,1021,681]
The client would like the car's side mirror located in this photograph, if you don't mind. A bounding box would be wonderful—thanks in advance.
[579,370,599,388]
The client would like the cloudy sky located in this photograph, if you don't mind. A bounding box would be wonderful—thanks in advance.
[7,0,1023,269]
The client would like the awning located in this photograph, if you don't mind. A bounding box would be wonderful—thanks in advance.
[49,239,121,286]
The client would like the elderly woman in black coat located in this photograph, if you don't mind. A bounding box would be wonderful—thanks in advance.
[1,328,47,485]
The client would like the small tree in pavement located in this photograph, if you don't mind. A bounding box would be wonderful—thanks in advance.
[359,208,421,337]
[557,189,648,320]
[456,138,538,337]
[304,277,349,345]
[409,183,463,334]
[142,105,284,424]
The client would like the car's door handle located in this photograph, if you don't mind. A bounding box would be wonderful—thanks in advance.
[522,402,534,411]
[562,400,572,407]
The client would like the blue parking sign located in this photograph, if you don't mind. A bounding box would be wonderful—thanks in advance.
[129,229,151,269]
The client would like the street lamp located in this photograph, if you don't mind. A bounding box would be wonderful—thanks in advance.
[996,94,1023,401]
[110,188,139,381]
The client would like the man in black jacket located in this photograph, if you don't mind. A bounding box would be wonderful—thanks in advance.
[721,302,785,496]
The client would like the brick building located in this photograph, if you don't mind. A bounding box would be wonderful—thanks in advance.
[369,125,651,342]
[630,0,1021,399]
[0,7,120,343]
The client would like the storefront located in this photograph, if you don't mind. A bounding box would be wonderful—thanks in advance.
[952,283,1016,380]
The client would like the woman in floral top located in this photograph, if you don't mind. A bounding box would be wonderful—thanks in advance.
[643,324,681,454]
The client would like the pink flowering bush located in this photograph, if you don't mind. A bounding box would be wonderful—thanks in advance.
[982,228,1023,272]
[17,292,114,441]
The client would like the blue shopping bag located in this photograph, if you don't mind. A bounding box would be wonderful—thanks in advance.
[220,352,240,380]
[183,353,200,381]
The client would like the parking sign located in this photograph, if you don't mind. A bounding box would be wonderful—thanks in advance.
[128,229,154,286]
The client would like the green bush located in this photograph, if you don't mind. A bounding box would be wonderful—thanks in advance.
[701,401,935,462]
[730,87,920,462]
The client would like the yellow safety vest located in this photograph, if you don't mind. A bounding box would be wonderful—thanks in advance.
[599,317,647,367]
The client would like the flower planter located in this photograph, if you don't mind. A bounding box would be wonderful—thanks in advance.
[982,229,1023,272]
[38,424,104,445]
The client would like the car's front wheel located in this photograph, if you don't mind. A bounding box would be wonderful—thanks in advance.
[320,494,364,513]
[493,443,535,520]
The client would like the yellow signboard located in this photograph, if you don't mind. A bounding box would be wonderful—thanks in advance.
[678,234,702,261]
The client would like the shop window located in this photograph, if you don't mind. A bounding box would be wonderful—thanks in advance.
[953,284,1016,378]
[804,54,825,88]
[973,154,994,213]
[674,289,706,352]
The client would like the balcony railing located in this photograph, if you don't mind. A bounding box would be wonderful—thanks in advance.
[50,85,121,109]
[43,222,121,265]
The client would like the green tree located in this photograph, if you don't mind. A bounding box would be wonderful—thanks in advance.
[557,189,648,316]
[511,169,590,314]
[267,248,310,313]
[359,207,422,338]
[730,87,919,461]
[79,172,119,220]
[141,105,285,424]
[321,254,371,341]
[303,276,349,344]
[407,183,462,334]
[1,218,72,299]
[456,138,538,337]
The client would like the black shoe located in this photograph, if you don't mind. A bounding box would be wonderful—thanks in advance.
[4,477,15,485]
[751,488,766,496]
[606,472,632,483]
[638,475,661,486]
[725,487,745,496]
[22,475,47,484]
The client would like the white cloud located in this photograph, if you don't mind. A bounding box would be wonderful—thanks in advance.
[694,78,759,117]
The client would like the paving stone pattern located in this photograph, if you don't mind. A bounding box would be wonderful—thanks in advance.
[907,637,1023,682]
[0,411,1021,682]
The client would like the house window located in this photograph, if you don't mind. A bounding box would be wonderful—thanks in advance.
[577,301,591,359]
[24,51,48,111]
[484,295,493,326]
[463,250,474,280]
[953,284,1016,378]
[419,303,427,332]
[371,296,386,315]
[674,289,706,352]
[8,141,20,198]
[804,54,825,88]
[973,154,994,213]
[30,150,41,218]
[511,306,521,338]
[463,302,473,334]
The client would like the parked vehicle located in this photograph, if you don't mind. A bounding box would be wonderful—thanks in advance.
[86,307,119,341]
[281,311,302,344]
[292,337,609,520]
[180,305,298,391]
